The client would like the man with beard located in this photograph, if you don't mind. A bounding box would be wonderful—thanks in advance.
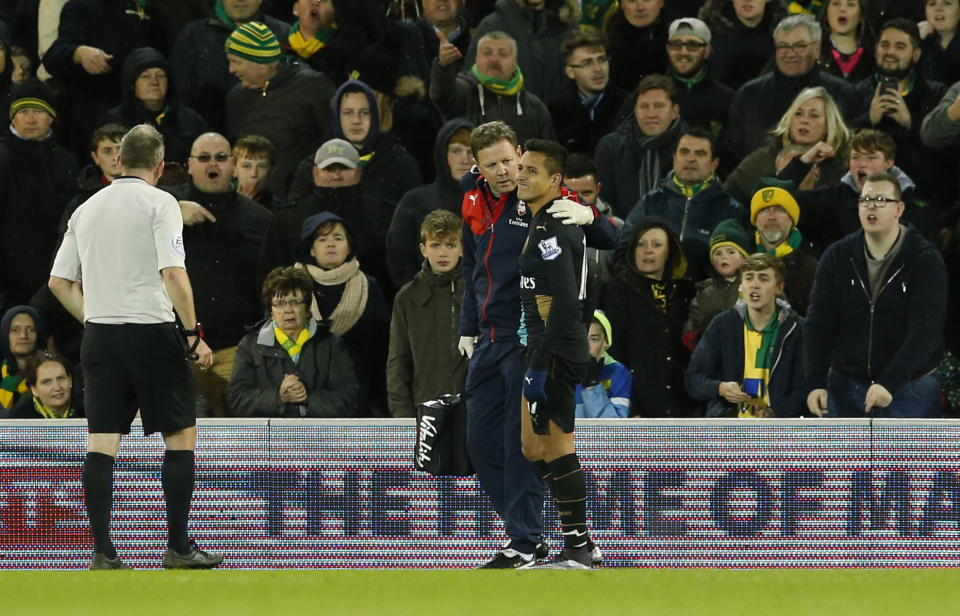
[665,17,733,138]
[852,19,953,208]
[748,184,818,315]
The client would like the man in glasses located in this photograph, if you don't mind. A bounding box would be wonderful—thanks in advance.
[805,170,946,418]
[546,28,627,156]
[664,18,733,139]
[725,14,854,160]
[165,132,271,417]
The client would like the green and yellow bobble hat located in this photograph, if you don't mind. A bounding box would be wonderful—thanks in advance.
[224,21,282,65]
[709,218,753,261]
[591,309,617,366]
[8,79,56,122]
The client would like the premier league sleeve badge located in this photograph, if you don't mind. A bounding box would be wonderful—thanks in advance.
[538,236,562,260]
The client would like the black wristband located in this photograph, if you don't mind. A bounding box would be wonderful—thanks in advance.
[184,322,203,355]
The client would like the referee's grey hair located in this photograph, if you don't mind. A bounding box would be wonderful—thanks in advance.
[774,14,821,45]
[119,124,165,171]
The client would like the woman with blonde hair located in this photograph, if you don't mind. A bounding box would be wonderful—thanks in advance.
[725,86,849,204]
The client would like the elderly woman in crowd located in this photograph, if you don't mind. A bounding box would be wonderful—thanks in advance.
[226,266,359,418]
[725,86,850,204]
[294,212,390,416]
[4,352,82,419]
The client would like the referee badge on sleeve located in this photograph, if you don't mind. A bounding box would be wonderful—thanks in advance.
[538,236,561,260]
[172,232,185,256]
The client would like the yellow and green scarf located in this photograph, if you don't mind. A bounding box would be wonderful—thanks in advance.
[215,0,237,28]
[288,21,337,59]
[756,228,803,258]
[740,309,780,417]
[472,65,524,96]
[32,396,76,419]
[274,325,311,363]
[674,173,715,199]
[0,360,27,409]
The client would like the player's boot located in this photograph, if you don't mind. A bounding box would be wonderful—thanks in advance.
[89,553,129,570]
[535,539,549,562]
[586,539,602,566]
[162,540,223,569]
[529,546,593,570]
[478,548,535,569]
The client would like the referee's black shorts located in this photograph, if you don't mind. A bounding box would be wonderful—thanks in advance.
[528,355,586,436]
[81,322,196,436]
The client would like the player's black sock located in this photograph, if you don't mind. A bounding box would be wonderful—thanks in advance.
[534,460,554,494]
[83,452,117,559]
[549,453,590,550]
[162,449,195,554]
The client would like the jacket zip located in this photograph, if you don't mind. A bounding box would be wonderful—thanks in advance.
[769,319,797,379]
[450,279,458,345]
[480,224,496,341]
[679,197,691,240]
[849,257,905,381]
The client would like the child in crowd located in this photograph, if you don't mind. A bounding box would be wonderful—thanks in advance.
[683,219,752,350]
[685,253,806,418]
[10,46,32,84]
[233,134,280,209]
[575,311,632,418]
[386,209,466,418]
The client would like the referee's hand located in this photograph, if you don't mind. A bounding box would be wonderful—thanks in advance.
[190,337,214,369]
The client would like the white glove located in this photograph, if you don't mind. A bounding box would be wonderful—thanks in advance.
[458,335,477,359]
[547,198,595,226]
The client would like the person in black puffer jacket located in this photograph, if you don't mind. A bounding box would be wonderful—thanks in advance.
[600,216,699,417]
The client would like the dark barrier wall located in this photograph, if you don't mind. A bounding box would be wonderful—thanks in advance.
[1,419,959,569]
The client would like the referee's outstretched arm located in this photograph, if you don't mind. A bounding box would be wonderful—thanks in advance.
[162,266,213,368]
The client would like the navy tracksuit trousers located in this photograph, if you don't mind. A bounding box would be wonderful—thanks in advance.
[464,337,543,554]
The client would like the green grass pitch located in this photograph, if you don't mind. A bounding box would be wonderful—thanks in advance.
[3,569,960,615]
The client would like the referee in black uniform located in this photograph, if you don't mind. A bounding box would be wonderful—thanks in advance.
[49,125,223,570]
[515,139,596,569]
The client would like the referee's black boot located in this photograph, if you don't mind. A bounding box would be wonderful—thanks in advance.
[162,540,223,569]
[89,553,129,570]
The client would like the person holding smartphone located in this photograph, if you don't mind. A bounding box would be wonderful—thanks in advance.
[853,18,953,208]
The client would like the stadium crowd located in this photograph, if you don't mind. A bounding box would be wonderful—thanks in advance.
[1,0,960,422]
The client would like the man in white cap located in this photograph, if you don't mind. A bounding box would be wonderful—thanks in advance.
[665,17,733,138]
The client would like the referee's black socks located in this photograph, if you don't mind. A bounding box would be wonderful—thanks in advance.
[548,453,590,550]
[162,449,195,554]
[83,452,117,559]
